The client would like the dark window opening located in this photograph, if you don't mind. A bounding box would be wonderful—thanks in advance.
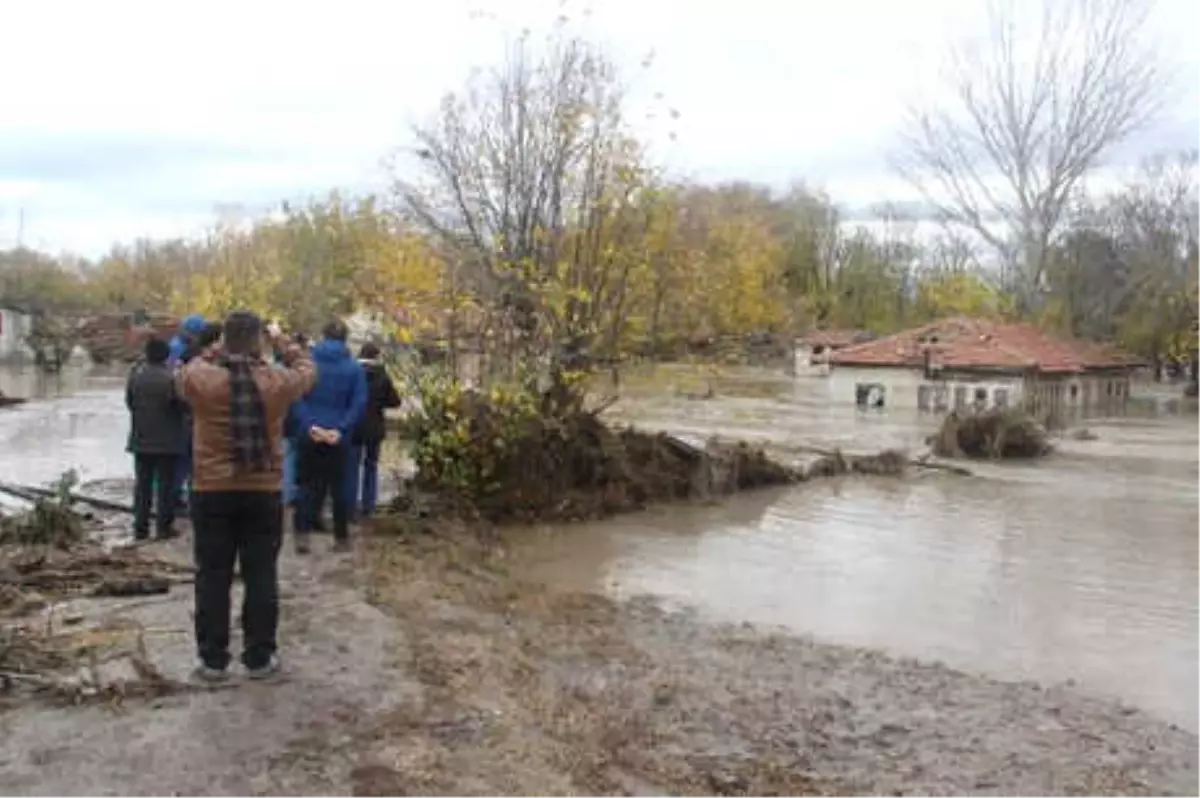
[974,387,988,403]
[1070,384,1079,399]
[855,382,886,409]
[812,344,826,356]
[994,388,1009,408]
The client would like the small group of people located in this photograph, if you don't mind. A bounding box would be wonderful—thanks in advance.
[123,310,402,681]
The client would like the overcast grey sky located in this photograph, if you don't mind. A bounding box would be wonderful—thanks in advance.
[0,0,1196,256]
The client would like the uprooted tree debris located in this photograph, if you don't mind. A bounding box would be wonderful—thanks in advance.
[929,408,1053,460]
[0,476,194,704]
[389,366,948,529]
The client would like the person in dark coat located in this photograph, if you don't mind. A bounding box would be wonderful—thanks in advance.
[345,342,402,519]
[126,338,187,540]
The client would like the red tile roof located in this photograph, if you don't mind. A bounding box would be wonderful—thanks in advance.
[828,317,1140,374]
[798,329,875,349]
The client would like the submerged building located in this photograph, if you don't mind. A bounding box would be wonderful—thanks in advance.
[827,317,1141,417]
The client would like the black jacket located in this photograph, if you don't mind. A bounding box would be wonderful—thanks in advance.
[125,362,187,455]
[353,360,402,445]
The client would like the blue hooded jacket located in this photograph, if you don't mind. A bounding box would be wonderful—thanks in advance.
[293,339,368,441]
[168,314,207,366]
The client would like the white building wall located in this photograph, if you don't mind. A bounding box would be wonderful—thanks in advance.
[793,344,831,377]
[829,364,1133,417]
[0,308,34,362]
[828,365,1025,412]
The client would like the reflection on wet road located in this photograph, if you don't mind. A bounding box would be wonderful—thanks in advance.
[2,363,1196,731]
[509,365,1200,731]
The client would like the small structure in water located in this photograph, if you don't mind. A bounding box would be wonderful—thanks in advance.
[0,304,35,366]
[827,317,1142,419]
[793,329,876,377]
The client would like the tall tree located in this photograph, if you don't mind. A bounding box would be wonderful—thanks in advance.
[893,0,1166,308]
[391,17,652,360]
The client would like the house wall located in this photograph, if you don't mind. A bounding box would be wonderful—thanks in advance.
[0,308,34,363]
[828,366,1025,412]
[793,344,831,377]
[1026,372,1130,418]
[829,364,1133,417]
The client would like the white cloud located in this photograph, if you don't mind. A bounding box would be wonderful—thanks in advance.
[1,0,1195,256]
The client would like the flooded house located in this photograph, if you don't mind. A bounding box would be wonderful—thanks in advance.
[0,304,35,365]
[793,329,876,376]
[827,317,1141,416]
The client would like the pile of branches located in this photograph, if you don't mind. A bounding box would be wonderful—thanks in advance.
[0,475,194,704]
[402,369,801,524]
[929,408,1052,460]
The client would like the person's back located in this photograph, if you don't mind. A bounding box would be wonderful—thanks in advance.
[347,342,402,519]
[292,321,367,552]
[299,337,366,434]
[126,338,187,540]
[175,312,315,683]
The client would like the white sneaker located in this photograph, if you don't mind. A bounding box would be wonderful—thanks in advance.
[191,663,230,685]
[246,655,281,680]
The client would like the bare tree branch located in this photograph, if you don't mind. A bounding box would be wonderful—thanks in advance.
[892,0,1167,308]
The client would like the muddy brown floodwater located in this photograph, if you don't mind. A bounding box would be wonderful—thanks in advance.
[507,364,1198,732]
[0,362,1196,795]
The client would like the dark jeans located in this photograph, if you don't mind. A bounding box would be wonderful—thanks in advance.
[296,440,349,540]
[133,453,180,539]
[191,491,283,671]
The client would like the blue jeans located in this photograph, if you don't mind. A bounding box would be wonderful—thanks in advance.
[173,432,192,510]
[282,438,298,506]
[345,440,382,518]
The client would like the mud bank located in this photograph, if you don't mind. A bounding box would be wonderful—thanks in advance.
[349,526,1198,796]
[0,518,1196,796]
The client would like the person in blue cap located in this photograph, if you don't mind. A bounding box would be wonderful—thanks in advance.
[169,314,208,369]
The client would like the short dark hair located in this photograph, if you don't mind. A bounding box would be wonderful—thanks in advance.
[223,311,263,356]
[144,338,170,364]
[359,342,380,360]
[196,322,223,350]
[322,319,349,342]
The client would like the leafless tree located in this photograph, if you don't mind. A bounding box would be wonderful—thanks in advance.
[892,0,1168,309]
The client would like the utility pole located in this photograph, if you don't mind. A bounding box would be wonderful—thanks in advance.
[16,208,24,249]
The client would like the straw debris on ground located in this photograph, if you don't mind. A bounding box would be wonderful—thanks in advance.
[929,408,1052,460]
[0,484,195,706]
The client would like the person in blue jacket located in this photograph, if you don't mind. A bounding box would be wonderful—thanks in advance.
[166,313,208,511]
[292,320,366,554]
[168,313,207,367]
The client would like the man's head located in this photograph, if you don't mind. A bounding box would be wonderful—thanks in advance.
[181,313,207,337]
[222,311,264,357]
[196,322,223,351]
[322,319,349,343]
[359,342,381,360]
[144,338,170,365]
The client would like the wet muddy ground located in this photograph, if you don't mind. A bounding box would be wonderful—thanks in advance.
[2,523,1195,796]
[1,363,1197,794]
[0,532,418,796]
